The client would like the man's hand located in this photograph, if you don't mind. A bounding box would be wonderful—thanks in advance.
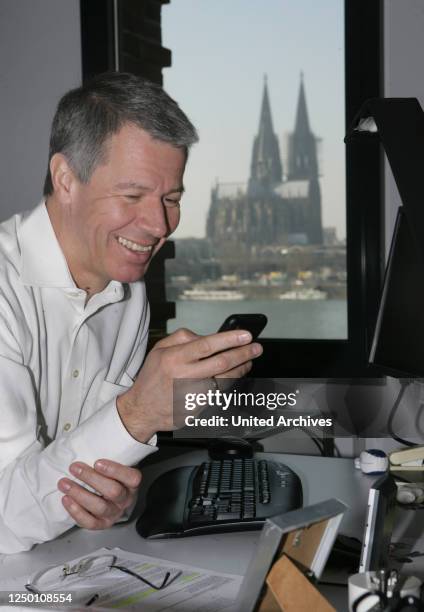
[117,328,263,443]
[58,459,141,529]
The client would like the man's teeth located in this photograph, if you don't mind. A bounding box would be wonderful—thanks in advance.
[117,236,153,253]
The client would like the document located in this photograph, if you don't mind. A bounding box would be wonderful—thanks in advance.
[0,547,243,611]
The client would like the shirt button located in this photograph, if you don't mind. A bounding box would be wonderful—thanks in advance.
[72,369,80,378]
[63,423,72,431]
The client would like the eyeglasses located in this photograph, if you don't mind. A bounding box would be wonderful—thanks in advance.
[25,554,182,594]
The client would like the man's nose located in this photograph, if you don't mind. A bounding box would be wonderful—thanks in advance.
[136,197,169,238]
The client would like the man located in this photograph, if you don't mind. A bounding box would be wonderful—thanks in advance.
[0,72,262,553]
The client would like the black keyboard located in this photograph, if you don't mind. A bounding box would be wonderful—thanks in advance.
[137,458,302,539]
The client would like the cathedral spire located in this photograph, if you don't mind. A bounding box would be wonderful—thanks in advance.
[257,76,276,150]
[293,71,311,136]
[287,72,318,180]
[248,78,283,196]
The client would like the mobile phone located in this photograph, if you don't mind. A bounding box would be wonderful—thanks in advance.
[217,314,268,340]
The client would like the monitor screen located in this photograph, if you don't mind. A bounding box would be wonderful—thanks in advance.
[370,207,424,377]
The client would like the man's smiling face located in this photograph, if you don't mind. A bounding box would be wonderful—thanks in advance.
[61,123,186,292]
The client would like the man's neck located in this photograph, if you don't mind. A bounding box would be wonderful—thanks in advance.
[45,195,107,298]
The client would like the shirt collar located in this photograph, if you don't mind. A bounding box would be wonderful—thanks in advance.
[18,201,124,301]
[18,201,76,288]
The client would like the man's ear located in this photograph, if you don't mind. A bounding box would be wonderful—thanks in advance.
[49,153,76,202]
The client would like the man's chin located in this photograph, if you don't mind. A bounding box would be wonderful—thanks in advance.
[112,262,152,284]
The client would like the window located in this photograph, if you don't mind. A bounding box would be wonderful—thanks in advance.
[163,1,347,340]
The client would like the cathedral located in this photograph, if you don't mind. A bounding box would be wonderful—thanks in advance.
[206,75,323,256]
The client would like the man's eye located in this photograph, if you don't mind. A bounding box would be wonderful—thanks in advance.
[164,198,181,208]
[125,194,140,201]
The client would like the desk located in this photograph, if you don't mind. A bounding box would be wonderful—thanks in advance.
[0,451,375,610]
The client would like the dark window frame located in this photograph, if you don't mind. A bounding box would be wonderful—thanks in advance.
[80,0,384,377]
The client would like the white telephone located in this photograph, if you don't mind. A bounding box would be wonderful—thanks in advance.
[390,447,424,493]
[390,446,424,471]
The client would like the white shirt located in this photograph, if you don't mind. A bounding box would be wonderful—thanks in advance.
[0,202,157,554]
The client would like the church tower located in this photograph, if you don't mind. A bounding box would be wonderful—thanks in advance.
[247,76,283,198]
[287,72,319,180]
[286,73,323,244]
[206,73,323,252]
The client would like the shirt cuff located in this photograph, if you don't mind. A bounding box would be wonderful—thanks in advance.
[67,399,158,467]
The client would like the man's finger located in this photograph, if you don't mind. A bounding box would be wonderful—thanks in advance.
[216,360,253,380]
[94,460,142,491]
[58,478,121,518]
[184,330,253,362]
[61,496,114,530]
[155,328,199,349]
[69,462,128,503]
[184,342,262,379]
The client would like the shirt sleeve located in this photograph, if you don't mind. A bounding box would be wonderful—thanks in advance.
[0,324,157,555]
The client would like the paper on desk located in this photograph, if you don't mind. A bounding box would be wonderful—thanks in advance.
[0,547,243,611]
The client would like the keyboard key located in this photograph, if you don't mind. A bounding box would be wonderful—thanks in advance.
[217,512,241,521]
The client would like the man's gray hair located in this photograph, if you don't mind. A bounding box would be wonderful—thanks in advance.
[43,72,198,196]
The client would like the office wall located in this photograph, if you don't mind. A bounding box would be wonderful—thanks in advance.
[384,0,424,247]
[0,0,81,220]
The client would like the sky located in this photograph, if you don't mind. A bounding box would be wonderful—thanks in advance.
[162,0,345,240]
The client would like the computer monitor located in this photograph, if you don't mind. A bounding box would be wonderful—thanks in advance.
[345,98,424,377]
[369,206,424,377]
